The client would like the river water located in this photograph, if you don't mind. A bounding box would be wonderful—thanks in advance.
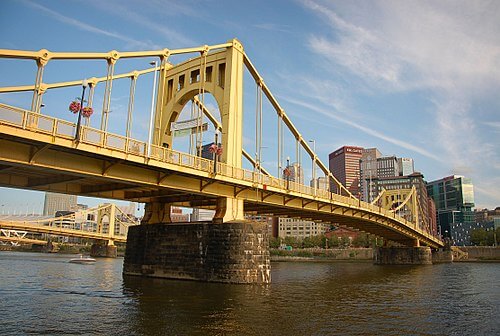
[0,252,498,336]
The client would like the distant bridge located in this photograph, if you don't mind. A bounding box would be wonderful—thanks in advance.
[0,204,136,245]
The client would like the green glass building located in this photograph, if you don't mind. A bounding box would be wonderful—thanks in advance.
[427,175,475,245]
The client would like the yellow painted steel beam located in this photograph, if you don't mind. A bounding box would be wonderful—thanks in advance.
[0,236,48,245]
[0,67,158,93]
[0,103,442,248]
[0,136,441,248]
[242,149,271,176]
[0,43,231,61]
[0,221,127,243]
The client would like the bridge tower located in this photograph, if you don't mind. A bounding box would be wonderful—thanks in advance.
[143,39,245,224]
[125,40,270,284]
[90,204,118,258]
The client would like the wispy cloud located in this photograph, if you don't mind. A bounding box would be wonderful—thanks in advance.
[283,96,441,161]
[21,0,157,50]
[300,0,500,206]
[254,23,292,33]
[86,0,197,47]
[483,121,500,132]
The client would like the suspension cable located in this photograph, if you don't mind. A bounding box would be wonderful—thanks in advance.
[31,62,45,112]
[101,59,116,132]
[126,74,137,138]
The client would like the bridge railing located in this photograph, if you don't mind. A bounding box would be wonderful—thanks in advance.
[0,103,439,243]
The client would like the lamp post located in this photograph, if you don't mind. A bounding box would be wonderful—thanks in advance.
[147,60,158,157]
[286,156,290,189]
[214,131,219,174]
[75,79,88,141]
[494,227,497,247]
[309,139,316,192]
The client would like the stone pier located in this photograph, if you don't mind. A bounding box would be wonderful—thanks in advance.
[374,246,433,265]
[90,243,117,258]
[123,221,271,284]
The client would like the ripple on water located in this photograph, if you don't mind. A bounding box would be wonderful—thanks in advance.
[0,253,499,335]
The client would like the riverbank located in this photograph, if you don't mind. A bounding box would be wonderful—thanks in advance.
[271,246,500,262]
[453,246,500,261]
[270,247,374,261]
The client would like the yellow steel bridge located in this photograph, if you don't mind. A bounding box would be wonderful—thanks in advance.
[0,40,443,249]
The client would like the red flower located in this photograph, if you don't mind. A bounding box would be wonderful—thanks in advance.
[216,145,223,156]
[69,101,81,114]
[82,106,93,118]
[209,144,218,153]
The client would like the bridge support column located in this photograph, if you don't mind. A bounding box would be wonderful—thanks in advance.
[123,220,270,284]
[374,246,432,265]
[90,242,117,258]
[431,248,454,263]
[213,197,244,223]
[141,202,172,224]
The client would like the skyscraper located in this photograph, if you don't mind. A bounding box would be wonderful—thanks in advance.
[43,192,77,216]
[359,148,382,201]
[398,158,415,176]
[310,176,329,191]
[427,175,475,245]
[284,162,304,185]
[328,146,364,196]
[359,153,398,201]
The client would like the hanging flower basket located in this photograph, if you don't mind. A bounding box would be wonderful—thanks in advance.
[216,145,223,156]
[209,143,218,153]
[82,106,94,118]
[209,144,223,156]
[69,100,81,114]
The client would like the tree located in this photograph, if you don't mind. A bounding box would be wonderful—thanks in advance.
[340,236,351,248]
[470,228,488,246]
[352,233,370,247]
[269,236,280,248]
[328,235,340,248]
[283,236,301,248]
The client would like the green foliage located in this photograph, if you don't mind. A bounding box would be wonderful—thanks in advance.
[283,236,301,248]
[296,250,313,258]
[340,236,351,248]
[302,235,324,248]
[269,236,281,248]
[352,233,370,247]
[327,235,340,248]
[470,227,499,246]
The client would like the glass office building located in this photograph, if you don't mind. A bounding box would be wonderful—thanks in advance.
[427,175,475,245]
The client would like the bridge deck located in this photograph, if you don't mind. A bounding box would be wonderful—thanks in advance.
[0,103,443,248]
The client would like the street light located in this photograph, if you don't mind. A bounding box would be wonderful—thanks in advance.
[286,156,290,189]
[75,79,88,141]
[309,139,316,192]
[147,60,158,157]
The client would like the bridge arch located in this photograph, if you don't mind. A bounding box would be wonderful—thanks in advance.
[153,40,244,168]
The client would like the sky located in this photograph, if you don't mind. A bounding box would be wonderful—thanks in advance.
[0,0,499,214]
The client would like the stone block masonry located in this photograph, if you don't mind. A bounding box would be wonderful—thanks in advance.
[374,247,433,265]
[123,221,271,284]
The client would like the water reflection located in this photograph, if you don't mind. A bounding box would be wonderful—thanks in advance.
[1,252,499,336]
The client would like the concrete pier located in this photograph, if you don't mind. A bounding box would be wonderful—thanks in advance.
[123,221,271,284]
[90,244,117,258]
[374,246,433,265]
[432,249,454,263]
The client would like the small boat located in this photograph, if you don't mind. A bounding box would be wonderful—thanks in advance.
[69,255,96,264]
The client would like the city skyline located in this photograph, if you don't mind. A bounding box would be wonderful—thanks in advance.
[0,0,499,210]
